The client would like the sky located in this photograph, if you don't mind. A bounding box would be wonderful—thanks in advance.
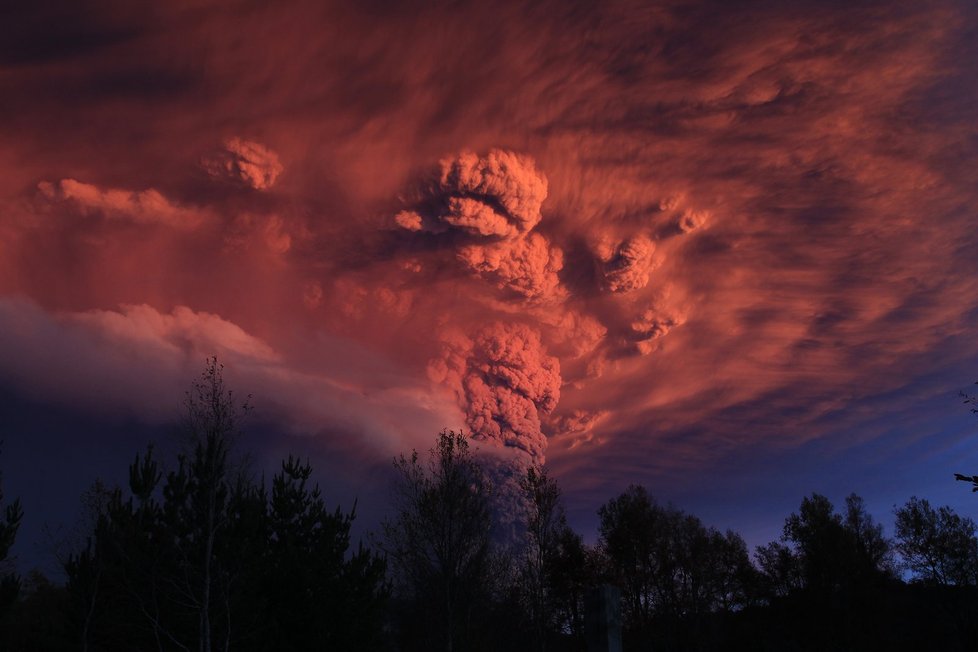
[3,0,978,573]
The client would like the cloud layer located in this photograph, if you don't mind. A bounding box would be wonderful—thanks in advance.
[201,138,284,191]
[428,323,560,459]
[395,149,548,239]
[1,0,978,519]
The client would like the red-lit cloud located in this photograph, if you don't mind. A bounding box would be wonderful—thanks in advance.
[37,179,206,229]
[457,233,564,301]
[201,138,283,191]
[428,322,561,460]
[0,298,459,454]
[394,149,547,240]
[1,0,977,508]
[595,234,656,294]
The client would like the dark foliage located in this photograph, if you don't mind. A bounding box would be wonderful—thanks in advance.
[0,441,23,621]
[515,465,601,651]
[597,485,758,650]
[7,376,978,650]
[381,430,497,652]
[261,455,388,650]
[53,359,387,652]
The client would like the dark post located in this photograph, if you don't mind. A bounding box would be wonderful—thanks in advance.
[585,584,622,652]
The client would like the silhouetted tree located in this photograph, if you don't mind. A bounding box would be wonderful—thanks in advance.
[597,485,754,648]
[954,472,978,492]
[64,360,256,651]
[516,465,590,650]
[776,493,894,595]
[381,430,494,652]
[597,485,662,633]
[699,528,758,612]
[0,443,23,620]
[782,493,850,593]
[894,496,978,647]
[894,496,978,587]
[260,455,387,650]
[754,541,802,598]
[1,570,72,650]
[544,524,596,646]
[63,359,387,652]
[153,358,255,651]
[751,493,898,650]
[954,381,978,493]
[844,494,897,580]
[62,480,119,651]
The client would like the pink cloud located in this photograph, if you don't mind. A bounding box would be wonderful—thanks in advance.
[394,149,548,239]
[457,232,564,301]
[0,0,976,511]
[439,150,548,235]
[595,234,656,294]
[37,179,205,229]
[0,298,459,454]
[429,322,561,460]
[201,137,284,190]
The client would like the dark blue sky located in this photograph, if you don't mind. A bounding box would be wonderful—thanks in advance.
[7,366,978,577]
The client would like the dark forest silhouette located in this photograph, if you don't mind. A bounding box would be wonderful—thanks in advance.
[2,361,978,651]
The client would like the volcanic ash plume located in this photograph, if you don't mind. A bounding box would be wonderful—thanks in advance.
[202,137,283,190]
[547,409,607,448]
[678,209,709,233]
[630,308,686,355]
[428,322,561,460]
[37,179,203,228]
[540,309,607,358]
[457,232,564,301]
[396,149,548,239]
[597,235,655,293]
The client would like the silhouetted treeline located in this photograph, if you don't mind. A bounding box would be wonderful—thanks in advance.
[3,362,978,651]
[1,361,388,651]
[0,440,24,623]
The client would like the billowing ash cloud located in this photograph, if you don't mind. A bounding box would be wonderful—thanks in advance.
[201,137,283,190]
[547,409,608,448]
[595,234,656,293]
[444,197,518,238]
[630,308,686,355]
[441,150,548,234]
[539,309,607,359]
[678,210,709,233]
[428,322,561,460]
[395,148,565,304]
[37,179,204,228]
[395,149,548,239]
[4,0,974,544]
[457,232,564,300]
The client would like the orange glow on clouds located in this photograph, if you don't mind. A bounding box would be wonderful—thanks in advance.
[1,0,977,495]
